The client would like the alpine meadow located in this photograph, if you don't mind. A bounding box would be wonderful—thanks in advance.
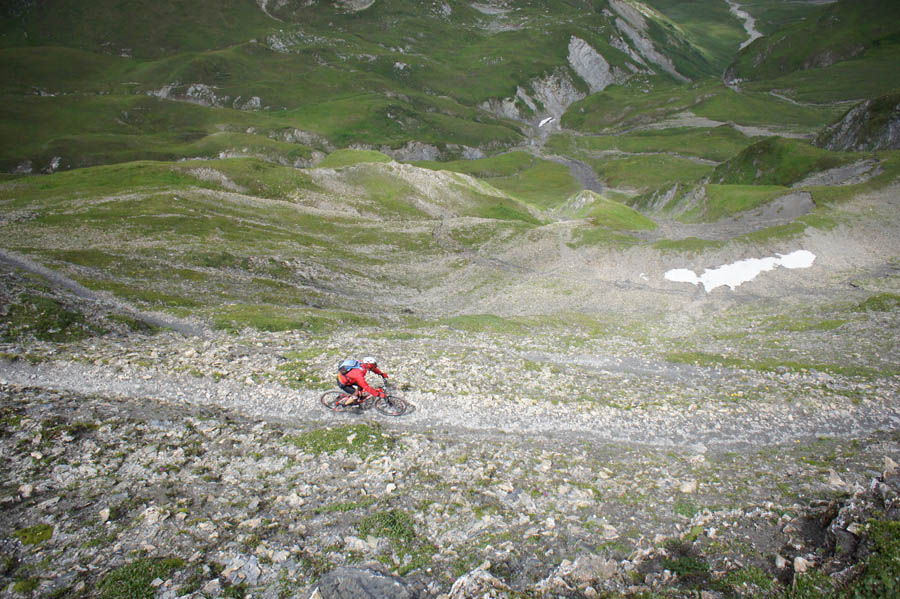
[1,1,899,598]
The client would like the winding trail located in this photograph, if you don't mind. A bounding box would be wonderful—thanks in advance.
[1,327,898,454]
[0,248,207,338]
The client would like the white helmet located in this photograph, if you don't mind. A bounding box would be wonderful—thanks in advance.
[362,356,377,365]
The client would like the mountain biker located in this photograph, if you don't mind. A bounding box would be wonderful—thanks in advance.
[336,358,386,407]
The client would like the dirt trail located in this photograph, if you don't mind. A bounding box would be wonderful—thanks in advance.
[0,248,207,337]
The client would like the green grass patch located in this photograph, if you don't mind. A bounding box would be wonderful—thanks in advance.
[342,166,430,218]
[318,149,392,169]
[576,192,658,230]
[652,237,725,254]
[692,87,844,132]
[285,424,396,457]
[673,498,700,518]
[682,184,789,223]
[662,555,709,578]
[418,152,581,211]
[719,566,774,594]
[563,79,710,133]
[735,219,808,243]
[12,524,53,546]
[212,305,377,333]
[98,557,185,599]
[712,137,852,186]
[358,509,416,543]
[763,315,849,333]
[852,519,900,599]
[567,225,641,249]
[0,160,197,206]
[589,153,713,192]
[855,293,900,312]
[178,158,320,200]
[436,314,528,335]
[357,508,435,575]
[665,351,890,379]
[547,125,749,162]
[83,280,200,310]
[313,497,377,514]
[12,577,40,594]
[1,294,102,343]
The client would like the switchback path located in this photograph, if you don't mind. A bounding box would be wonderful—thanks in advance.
[0,247,208,337]
[1,328,897,453]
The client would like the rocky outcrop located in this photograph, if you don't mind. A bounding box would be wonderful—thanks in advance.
[530,68,585,120]
[609,0,690,82]
[568,36,627,94]
[378,142,485,162]
[479,68,584,126]
[148,83,264,111]
[792,160,883,187]
[269,128,334,152]
[815,94,900,152]
[313,567,423,599]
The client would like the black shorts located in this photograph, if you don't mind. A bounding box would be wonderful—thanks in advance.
[338,378,360,395]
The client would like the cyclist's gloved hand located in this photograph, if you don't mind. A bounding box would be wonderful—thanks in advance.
[382,374,389,379]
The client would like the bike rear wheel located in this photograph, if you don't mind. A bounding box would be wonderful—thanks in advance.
[375,393,407,416]
[321,390,350,411]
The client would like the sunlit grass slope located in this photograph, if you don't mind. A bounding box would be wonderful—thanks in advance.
[414,152,581,212]
[0,157,551,325]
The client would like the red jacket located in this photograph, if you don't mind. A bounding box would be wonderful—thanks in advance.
[338,367,380,395]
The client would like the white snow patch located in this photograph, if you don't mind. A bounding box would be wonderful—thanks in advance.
[539,117,554,127]
[665,250,815,292]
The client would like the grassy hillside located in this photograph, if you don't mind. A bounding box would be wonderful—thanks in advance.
[0,0,755,173]
[561,79,845,136]
[727,0,900,82]
[2,0,900,306]
[711,137,853,186]
[0,0,275,57]
[0,156,551,325]
[415,152,582,211]
[726,0,900,102]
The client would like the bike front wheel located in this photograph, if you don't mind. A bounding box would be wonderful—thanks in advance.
[375,394,407,416]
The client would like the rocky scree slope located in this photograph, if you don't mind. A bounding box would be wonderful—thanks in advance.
[1,380,899,599]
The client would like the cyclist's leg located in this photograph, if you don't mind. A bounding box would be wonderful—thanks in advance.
[339,383,362,405]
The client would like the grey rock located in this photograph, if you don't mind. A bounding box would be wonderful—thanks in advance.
[816,94,900,151]
[312,567,422,599]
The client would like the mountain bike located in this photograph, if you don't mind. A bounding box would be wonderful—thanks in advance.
[320,379,408,416]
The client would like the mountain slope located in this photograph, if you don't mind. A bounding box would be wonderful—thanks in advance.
[724,0,900,99]
[0,0,757,173]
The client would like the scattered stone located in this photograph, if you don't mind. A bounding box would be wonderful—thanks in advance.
[314,567,421,599]
[679,480,698,494]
